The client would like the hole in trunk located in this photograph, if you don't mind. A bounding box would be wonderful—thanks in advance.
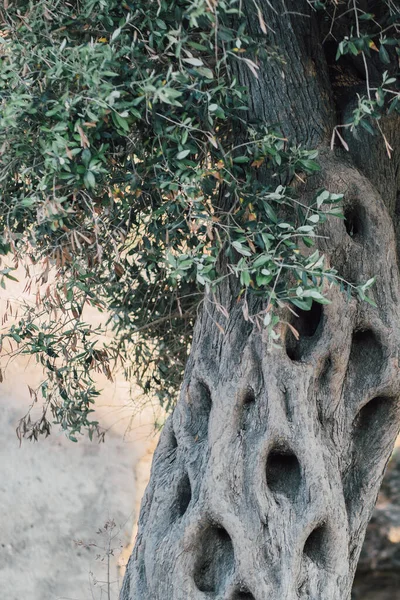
[176,473,191,517]
[303,523,330,568]
[163,420,178,462]
[170,429,178,449]
[346,329,384,392]
[193,525,235,593]
[187,379,212,439]
[240,387,256,431]
[319,355,332,388]
[286,302,323,361]
[169,471,192,523]
[266,446,301,499]
[353,396,398,475]
[345,396,400,515]
[317,356,333,426]
[243,388,255,406]
[232,591,255,600]
[353,396,396,456]
[344,205,364,240]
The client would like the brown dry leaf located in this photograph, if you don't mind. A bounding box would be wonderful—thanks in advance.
[71,335,77,352]
[215,302,229,319]
[287,322,300,340]
[335,128,349,152]
[77,125,90,149]
[215,322,225,335]
[114,262,125,278]
[242,57,259,79]
[78,232,93,245]
[208,134,218,148]
[211,171,223,182]
[62,247,72,263]
[43,7,53,20]
[251,158,264,168]
[257,7,267,34]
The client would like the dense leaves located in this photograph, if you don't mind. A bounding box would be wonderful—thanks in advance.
[0,0,398,440]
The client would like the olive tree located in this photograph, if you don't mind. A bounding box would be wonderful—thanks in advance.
[119,3,400,600]
[0,1,399,598]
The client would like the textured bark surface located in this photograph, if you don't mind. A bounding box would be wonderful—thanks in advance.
[121,2,400,599]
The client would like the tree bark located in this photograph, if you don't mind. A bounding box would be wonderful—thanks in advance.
[121,3,400,599]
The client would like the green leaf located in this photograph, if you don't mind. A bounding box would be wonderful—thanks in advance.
[19,198,36,207]
[311,295,331,305]
[362,276,376,290]
[196,67,214,79]
[188,42,208,51]
[290,297,312,310]
[301,290,331,304]
[379,44,391,65]
[364,295,378,308]
[177,149,191,160]
[299,159,320,172]
[360,119,375,135]
[297,225,314,233]
[84,171,96,188]
[329,193,344,202]
[240,269,251,286]
[111,28,121,42]
[232,241,252,256]
[302,237,315,248]
[263,204,278,223]
[388,96,399,115]
[316,190,330,207]
[183,57,204,67]
[349,42,358,56]
[112,111,130,133]
[253,254,271,268]
[256,274,273,286]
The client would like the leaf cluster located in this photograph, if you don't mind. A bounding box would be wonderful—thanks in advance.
[0,0,391,440]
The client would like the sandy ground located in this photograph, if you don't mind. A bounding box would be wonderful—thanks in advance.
[0,269,160,600]
[0,361,160,600]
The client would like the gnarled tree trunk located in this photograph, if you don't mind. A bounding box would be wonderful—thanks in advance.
[121,2,400,599]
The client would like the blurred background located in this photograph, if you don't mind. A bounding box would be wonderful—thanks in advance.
[0,339,160,600]
[0,271,161,600]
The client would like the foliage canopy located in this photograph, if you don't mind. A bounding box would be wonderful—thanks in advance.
[0,0,398,441]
